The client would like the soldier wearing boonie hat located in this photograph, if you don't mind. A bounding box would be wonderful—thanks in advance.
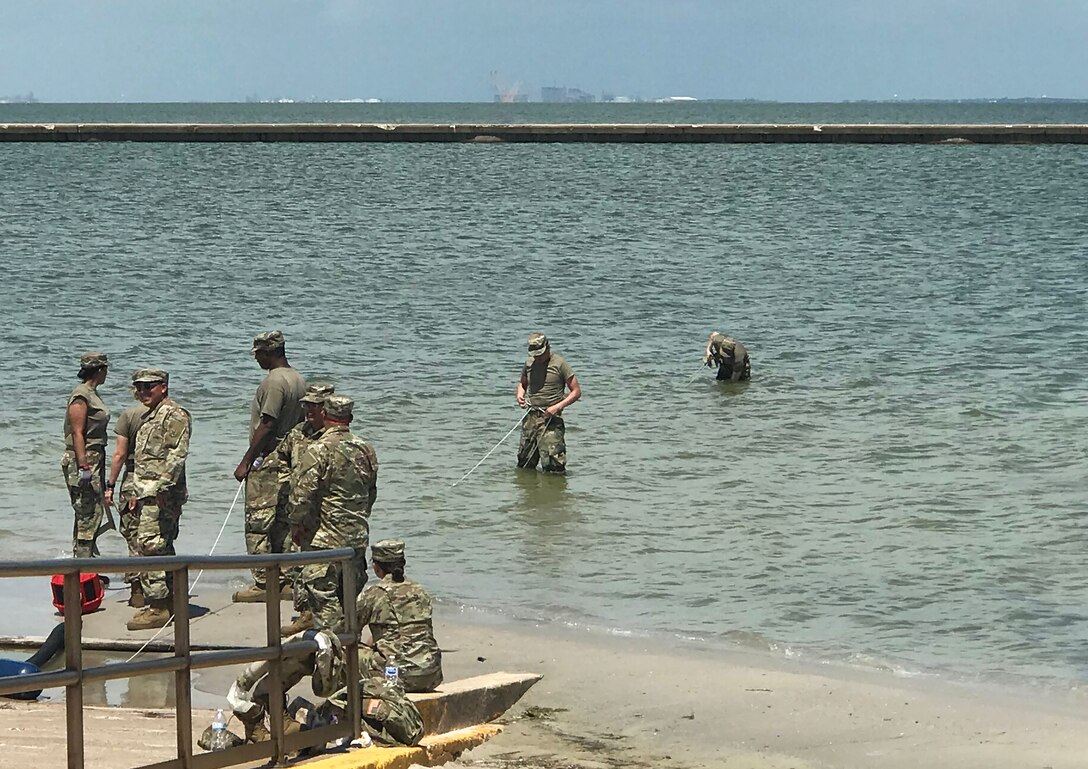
[703,331,751,382]
[127,365,192,631]
[278,382,336,636]
[354,538,443,692]
[515,332,582,473]
[62,351,111,558]
[234,331,307,604]
[287,392,378,632]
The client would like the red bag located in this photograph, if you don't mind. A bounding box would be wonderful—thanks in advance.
[50,573,105,614]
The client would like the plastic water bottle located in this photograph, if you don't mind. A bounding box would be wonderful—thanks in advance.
[384,655,399,686]
[210,708,229,751]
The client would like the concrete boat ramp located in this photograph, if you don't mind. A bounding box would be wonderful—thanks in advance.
[1,122,1088,143]
[0,583,540,769]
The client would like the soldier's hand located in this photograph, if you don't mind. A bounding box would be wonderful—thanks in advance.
[516,394,527,409]
[78,465,93,485]
[233,461,250,482]
[103,488,114,508]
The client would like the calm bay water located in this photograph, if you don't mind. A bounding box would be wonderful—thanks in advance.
[2,103,1087,694]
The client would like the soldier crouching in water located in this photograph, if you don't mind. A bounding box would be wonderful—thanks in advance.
[516,333,581,473]
[126,368,192,631]
[704,331,751,382]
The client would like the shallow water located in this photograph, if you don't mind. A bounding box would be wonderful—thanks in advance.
[1,103,1087,694]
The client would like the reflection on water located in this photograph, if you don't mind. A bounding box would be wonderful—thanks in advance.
[2,647,178,709]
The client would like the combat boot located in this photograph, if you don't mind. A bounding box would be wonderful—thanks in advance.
[128,583,145,608]
[243,719,270,744]
[232,584,267,603]
[126,604,172,631]
[280,610,314,637]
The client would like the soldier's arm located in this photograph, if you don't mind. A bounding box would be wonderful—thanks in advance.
[288,445,325,526]
[104,434,129,506]
[516,367,528,408]
[157,410,192,493]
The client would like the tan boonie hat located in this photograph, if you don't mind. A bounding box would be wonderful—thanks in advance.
[526,333,548,365]
[300,383,335,404]
[251,330,285,353]
[372,539,405,562]
[323,394,353,420]
[132,367,169,384]
[79,351,109,368]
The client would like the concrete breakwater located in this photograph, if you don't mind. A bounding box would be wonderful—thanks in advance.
[1,122,1088,143]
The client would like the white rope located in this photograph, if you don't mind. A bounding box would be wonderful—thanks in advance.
[450,410,533,488]
[123,480,244,663]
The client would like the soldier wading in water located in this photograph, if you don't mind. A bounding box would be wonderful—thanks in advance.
[516,333,581,473]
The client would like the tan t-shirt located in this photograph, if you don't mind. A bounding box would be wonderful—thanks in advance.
[63,382,110,449]
[250,366,306,442]
[114,404,146,472]
[523,353,575,408]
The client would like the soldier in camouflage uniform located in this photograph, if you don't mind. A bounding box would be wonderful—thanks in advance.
[516,333,582,473]
[233,331,307,603]
[61,352,111,557]
[288,395,377,632]
[126,368,192,632]
[704,331,751,382]
[104,382,149,607]
[278,383,334,637]
[355,540,442,692]
[229,629,344,744]
[325,671,425,747]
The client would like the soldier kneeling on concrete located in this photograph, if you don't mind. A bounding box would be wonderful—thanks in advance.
[218,628,423,749]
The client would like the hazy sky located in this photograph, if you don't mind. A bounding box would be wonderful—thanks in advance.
[2,1,1085,102]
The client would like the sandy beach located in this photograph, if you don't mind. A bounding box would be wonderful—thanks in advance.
[2,582,1088,768]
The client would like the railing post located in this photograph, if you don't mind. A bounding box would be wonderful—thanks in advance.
[265,565,284,766]
[342,556,361,741]
[63,570,84,769]
[173,566,193,768]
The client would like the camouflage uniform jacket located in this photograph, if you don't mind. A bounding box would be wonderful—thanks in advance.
[287,425,377,549]
[276,421,322,488]
[356,576,442,682]
[133,398,192,500]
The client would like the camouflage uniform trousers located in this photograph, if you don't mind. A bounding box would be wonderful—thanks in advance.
[325,676,424,747]
[288,516,319,611]
[232,652,313,729]
[717,355,751,382]
[299,541,368,632]
[357,646,443,693]
[516,411,566,473]
[134,492,184,602]
[117,472,141,585]
[244,454,290,588]
[61,447,106,557]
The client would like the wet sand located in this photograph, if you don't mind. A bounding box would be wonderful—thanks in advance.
[3,583,1088,768]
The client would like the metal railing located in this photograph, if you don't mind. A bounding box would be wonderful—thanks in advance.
[0,550,362,769]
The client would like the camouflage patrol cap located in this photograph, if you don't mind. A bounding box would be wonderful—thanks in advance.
[251,330,286,353]
[300,383,335,405]
[79,351,109,368]
[372,539,405,563]
[323,394,353,420]
[132,367,169,384]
